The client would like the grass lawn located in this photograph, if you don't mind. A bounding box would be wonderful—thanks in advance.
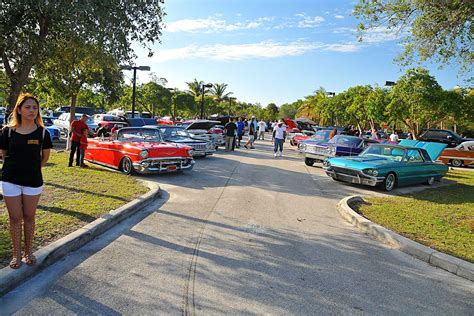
[356,169,474,263]
[0,151,148,268]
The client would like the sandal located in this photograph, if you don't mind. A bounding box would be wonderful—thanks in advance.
[23,253,37,266]
[9,257,22,269]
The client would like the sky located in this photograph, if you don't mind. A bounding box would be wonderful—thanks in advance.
[128,0,467,107]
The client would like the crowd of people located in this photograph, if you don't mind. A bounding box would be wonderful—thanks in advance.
[223,116,288,157]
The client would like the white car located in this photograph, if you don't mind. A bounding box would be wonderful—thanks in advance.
[53,112,98,136]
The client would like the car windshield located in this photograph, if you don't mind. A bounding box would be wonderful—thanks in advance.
[160,127,190,138]
[42,117,54,126]
[328,135,361,147]
[74,114,94,124]
[117,129,162,142]
[360,146,405,161]
[313,130,331,140]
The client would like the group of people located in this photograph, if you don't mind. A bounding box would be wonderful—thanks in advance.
[223,116,287,157]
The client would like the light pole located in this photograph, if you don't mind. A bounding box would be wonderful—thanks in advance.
[167,88,176,121]
[200,83,213,119]
[228,97,236,116]
[326,92,336,125]
[120,65,150,118]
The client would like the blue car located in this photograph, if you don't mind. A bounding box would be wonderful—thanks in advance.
[304,135,378,166]
[42,116,60,141]
[322,140,448,191]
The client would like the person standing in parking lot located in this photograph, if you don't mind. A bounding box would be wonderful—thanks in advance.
[224,118,236,152]
[258,119,266,140]
[236,117,245,148]
[69,114,89,167]
[273,121,286,157]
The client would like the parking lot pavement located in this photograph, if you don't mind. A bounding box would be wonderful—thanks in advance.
[4,142,474,315]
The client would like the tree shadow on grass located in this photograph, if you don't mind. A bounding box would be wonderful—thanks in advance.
[44,182,129,202]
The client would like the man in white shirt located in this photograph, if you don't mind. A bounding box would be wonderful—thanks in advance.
[258,119,266,140]
[273,121,286,157]
[389,131,399,142]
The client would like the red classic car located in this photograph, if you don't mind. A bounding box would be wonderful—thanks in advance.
[85,127,195,174]
[437,141,474,167]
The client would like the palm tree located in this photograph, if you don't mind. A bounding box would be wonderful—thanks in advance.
[210,83,232,102]
[185,79,203,97]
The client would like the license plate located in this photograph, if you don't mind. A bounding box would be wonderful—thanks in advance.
[167,165,177,171]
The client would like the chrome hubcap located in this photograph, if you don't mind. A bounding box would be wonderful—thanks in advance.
[386,174,395,190]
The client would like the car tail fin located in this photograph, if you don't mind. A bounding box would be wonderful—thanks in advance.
[399,139,447,161]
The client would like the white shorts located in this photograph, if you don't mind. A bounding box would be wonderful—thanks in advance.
[248,135,254,141]
[1,182,43,197]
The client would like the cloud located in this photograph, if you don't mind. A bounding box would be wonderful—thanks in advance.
[295,14,325,28]
[323,44,360,52]
[165,16,273,33]
[153,40,360,63]
[334,15,345,19]
[362,26,405,43]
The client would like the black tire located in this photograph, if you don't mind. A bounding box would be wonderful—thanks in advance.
[451,159,463,167]
[426,176,435,185]
[120,157,134,175]
[332,177,342,182]
[305,158,315,166]
[382,173,397,191]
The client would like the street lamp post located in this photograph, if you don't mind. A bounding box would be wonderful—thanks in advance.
[326,92,336,125]
[167,88,176,121]
[200,83,213,119]
[120,65,150,118]
[228,97,236,116]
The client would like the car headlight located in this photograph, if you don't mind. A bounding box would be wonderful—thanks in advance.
[188,148,195,156]
[328,147,336,155]
[323,160,331,167]
[363,169,378,176]
[139,149,149,159]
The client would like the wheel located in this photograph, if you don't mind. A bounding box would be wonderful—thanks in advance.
[120,157,134,175]
[332,177,342,182]
[305,158,315,166]
[451,159,463,167]
[382,173,396,191]
[426,176,435,185]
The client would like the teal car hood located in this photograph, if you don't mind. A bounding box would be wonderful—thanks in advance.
[328,156,397,170]
[399,140,447,161]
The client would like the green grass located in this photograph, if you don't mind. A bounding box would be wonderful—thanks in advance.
[357,170,474,262]
[0,151,148,267]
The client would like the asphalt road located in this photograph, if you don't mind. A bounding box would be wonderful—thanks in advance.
[2,139,473,315]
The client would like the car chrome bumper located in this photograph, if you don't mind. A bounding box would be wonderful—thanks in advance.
[305,153,331,161]
[324,167,384,187]
[133,157,195,173]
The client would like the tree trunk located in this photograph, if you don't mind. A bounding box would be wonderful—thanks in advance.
[66,94,77,150]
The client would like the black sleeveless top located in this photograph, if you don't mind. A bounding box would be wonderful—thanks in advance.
[0,127,53,187]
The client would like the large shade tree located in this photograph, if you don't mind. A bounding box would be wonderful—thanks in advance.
[0,0,165,110]
[354,0,473,77]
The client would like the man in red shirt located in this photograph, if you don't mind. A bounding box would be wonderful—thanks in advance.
[69,114,89,167]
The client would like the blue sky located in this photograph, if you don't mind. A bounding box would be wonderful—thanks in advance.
[129,0,466,106]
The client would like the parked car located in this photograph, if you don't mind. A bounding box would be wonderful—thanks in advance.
[85,127,195,174]
[322,140,448,191]
[304,135,378,166]
[54,106,96,116]
[292,129,333,147]
[42,116,61,141]
[183,120,225,149]
[53,113,98,135]
[144,125,215,157]
[437,141,474,167]
[417,129,473,148]
[126,117,158,127]
[93,114,128,131]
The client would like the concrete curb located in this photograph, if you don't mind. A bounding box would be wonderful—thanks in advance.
[0,180,161,296]
[337,195,474,282]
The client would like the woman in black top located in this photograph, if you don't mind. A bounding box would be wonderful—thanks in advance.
[0,94,52,269]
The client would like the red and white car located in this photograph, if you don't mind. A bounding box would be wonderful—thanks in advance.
[85,127,195,174]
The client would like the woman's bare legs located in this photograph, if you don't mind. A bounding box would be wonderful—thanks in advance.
[22,194,40,265]
[5,196,23,269]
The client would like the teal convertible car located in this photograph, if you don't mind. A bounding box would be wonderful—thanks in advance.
[322,140,449,191]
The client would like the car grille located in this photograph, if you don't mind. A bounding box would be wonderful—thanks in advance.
[191,144,206,151]
[306,145,327,155]
[332,167,359,177]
